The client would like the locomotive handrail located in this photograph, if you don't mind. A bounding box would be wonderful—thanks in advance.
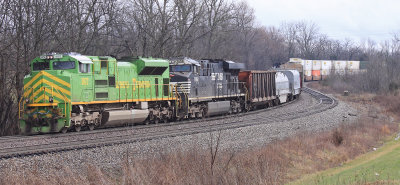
[115,83,176,102]
[18,96,24,119]
[53,85,69,117]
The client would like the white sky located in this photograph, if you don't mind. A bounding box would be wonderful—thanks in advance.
[246,0,400,43]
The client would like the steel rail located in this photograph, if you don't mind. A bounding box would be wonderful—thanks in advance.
[0,88,337,159]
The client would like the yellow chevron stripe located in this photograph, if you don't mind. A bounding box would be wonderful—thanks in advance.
[23,88,33,97]
[24,71,70,90]
[42,79,70,96]
[31,87,67,102]
[24,72,43,89]
[35,94,59,103]
[42,71,70,88]
[32,88,43,99]
[32,78,44,90]
[29,79,70,96]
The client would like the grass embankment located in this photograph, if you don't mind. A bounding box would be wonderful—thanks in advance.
[297,81,400,184]
[1,118,397,184]
[291,136,400,185]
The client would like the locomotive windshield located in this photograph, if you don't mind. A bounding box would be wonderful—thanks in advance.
[53,61,76,70]
[33,62,50,70]
[170,65,191,72]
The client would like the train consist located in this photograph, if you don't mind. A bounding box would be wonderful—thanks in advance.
[19,53,301,134]
[281,58,368,81]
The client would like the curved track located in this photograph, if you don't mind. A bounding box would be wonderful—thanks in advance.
[0,87,337,159]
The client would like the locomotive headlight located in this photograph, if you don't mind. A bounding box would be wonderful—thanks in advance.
[49,96,54,103]
[53,54,62,58]
[25,98,29,103]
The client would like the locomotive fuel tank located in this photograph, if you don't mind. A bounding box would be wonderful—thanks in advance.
[207,101,231,116]
[103,109,149,126]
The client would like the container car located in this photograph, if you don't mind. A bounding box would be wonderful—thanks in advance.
[312,60,321,81]
[347,61,360,74]
[304,60,313,81]
[321,60,332,80]
[334,60,347,75]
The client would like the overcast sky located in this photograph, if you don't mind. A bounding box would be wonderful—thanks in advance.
[246,0,400,43]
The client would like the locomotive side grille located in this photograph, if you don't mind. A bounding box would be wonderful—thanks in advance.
[96,92,108,99]
[171,82,191,94]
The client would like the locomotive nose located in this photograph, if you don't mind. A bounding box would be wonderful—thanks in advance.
[23,71,71,104]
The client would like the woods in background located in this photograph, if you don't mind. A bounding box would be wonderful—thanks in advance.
[0,0,399,135]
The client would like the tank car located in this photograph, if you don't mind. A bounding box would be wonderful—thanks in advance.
[169,58,246,119]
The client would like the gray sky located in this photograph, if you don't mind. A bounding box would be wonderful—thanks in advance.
[246,0,400,43]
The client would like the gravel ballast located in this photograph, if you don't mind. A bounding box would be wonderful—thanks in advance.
[0,92,358,175]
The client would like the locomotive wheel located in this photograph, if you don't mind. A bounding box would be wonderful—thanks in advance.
[89,125,95,131]
[75,125,81,132]
[61,127,68,134]
[202,109,207,118]
[144,119,150,125]
[25,123,32,135]
[154,118,159,124]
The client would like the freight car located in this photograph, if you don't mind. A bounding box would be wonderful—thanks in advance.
[275,72,290,104]
[238,70,277,110]
[278,70,301,100]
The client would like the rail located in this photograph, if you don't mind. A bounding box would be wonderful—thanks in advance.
[1,87,337,159]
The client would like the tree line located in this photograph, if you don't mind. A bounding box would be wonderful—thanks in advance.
[0,0,399,135]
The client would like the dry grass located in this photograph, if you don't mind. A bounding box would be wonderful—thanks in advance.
[309,81,400,121]
[1,117,397,185]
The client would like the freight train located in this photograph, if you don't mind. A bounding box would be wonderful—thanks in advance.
[282,58,368,81]
[19,53,302,135]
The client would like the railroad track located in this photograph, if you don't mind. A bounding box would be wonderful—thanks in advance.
[0,87,337,159]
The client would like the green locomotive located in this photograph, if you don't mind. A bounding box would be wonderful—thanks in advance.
[19,53,177,134]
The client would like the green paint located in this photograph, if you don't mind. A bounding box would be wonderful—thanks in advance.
[20,54,171,134]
